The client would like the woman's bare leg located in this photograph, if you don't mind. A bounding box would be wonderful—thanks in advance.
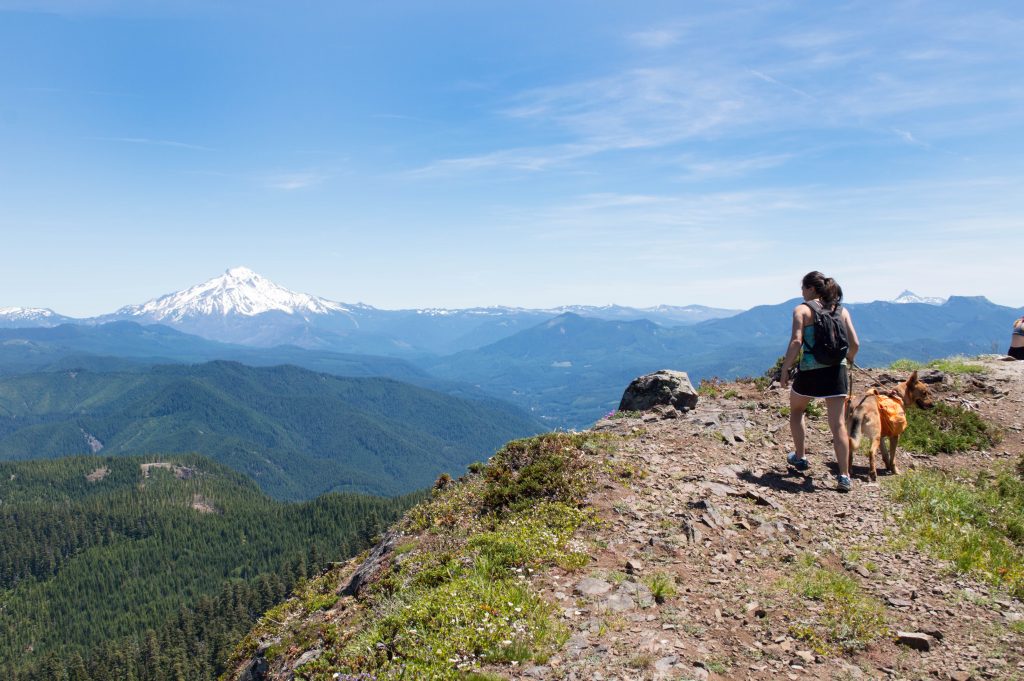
[825,395,850,477]
[789,392,813,458]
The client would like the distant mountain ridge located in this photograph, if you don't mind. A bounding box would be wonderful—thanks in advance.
[0,361,544,499]
[426,295,1024,427]
[1,267,740,354]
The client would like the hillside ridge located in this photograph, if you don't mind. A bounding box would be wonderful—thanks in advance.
[225,355,1024,680]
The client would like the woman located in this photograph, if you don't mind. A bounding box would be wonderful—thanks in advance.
[1009,316,1024,360]
[779,271,860,492]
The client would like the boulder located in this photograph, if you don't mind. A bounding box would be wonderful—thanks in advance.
[619,370,699,413]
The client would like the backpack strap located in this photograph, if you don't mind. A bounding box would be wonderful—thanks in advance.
[800,300,821,353]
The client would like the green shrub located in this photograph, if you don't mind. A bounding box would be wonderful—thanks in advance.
[698,378,723,397]
[645,572,677,604]
[900,404,1002,454]
[481,433,599,514]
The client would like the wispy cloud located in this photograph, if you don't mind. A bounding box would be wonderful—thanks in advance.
[627,27,686,49]
[408,4,1024,179]
[892,128,927,147]
[265,172,327,191]
[408,143,599,177]
[95,136,213,151]
[747,69,817,101]
[676,153,796,181]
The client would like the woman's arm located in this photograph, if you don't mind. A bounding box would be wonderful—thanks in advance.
[779,305,805,388]
[843,307,860,365]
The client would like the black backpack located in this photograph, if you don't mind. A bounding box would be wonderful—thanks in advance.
[802,300,849,365]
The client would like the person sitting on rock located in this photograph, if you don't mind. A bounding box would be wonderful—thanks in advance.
[779,271,860,492]
[1009,316,1024,360]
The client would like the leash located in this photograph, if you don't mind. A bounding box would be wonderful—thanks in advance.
[846,360,855,419]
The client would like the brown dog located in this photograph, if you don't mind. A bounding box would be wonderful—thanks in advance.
[847,371,935,481]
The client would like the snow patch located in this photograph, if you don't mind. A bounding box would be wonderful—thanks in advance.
[892,290,946,305]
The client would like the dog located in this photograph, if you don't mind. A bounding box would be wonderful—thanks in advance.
[847,370,935,481]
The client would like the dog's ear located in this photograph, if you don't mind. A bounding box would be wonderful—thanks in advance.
[908,370,918,384]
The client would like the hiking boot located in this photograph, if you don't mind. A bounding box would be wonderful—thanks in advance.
[836,474,852,493]
[786,452,810,471]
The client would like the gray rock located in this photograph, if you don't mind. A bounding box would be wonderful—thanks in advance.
[682,520,703,544]
[603,591,636,612]
[574,577,613,596]
[340,530,400,597]
[619,370,699,413]
[292,648,322,669]
[654,655,678,677]
[896,631,936,651]
[618,580,654,607]
[238,657,269,681]
[564,633,591,657]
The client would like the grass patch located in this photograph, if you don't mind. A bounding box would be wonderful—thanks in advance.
[288,432,606,680]
[889,356,986,375]
[889,461,1024,598]
[627,652,656,669]
[781,553,889,653]
[900,403,1002,454]
[606,410,641,420]
[888,358,924,372]
[704,658,728,674]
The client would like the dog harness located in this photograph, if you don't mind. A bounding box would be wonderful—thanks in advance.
[866,388,907,437]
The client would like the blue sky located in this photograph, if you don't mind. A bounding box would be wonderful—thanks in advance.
[2,0,1022,315]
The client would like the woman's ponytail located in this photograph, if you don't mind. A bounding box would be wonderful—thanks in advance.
[802,271,843,309]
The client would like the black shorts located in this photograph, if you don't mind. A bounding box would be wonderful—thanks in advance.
[792,364,849,398]
[1009,346,1024,360]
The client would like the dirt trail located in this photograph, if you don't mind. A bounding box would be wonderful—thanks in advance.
[520,356,1024,681]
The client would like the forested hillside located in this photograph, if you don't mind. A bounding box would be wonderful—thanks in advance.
[0,454,424,680]
[0,361,543,499]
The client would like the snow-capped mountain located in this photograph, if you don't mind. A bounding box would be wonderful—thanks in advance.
[115,266,359,322]
[96,267,380,350]
[0,307,74,328]
[892,290,946,305]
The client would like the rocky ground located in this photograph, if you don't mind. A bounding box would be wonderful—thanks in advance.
[511,356,1024,681]
[232,356,1024,681]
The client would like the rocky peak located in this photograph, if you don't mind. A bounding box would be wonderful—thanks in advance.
[224,356,1024,681]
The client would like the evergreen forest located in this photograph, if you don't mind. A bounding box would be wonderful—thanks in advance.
[0,454,425,680]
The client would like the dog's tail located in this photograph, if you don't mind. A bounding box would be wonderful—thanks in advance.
[848,410,863,448]
[847,392,873,449]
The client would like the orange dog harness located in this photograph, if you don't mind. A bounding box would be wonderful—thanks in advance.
[866,388,907,437]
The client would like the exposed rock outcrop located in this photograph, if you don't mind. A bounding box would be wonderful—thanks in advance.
[618,369,699,413]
